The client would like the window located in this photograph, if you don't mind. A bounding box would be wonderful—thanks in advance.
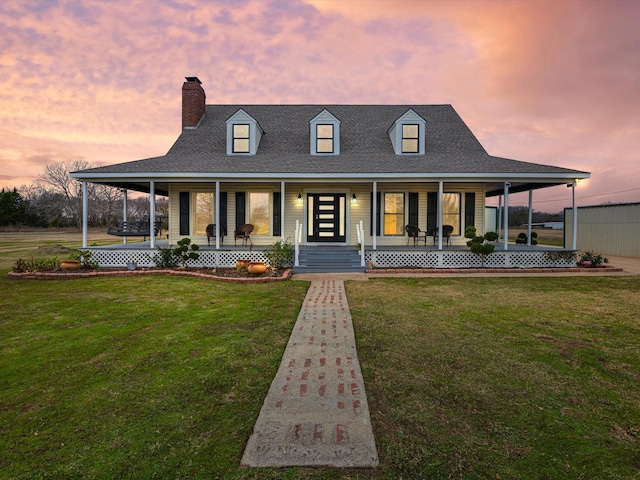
[384,193,405,235]
[402,124,419,153]
[443,193,461,235]
[316,124,334,153]
[233,124,250,153]
[193,192,213,235]
[310,109,340,155]
[249,192,270,235]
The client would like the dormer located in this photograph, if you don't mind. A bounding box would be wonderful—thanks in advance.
[388,109,426,155]
[310,109,341,155]
[226,109,264,156]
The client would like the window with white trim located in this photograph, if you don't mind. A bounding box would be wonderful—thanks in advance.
[384,192,405,235]
[249,192,270,236]
[193,192,214,235]
[443,193,461,236]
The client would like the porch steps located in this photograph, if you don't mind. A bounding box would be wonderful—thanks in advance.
[294,247,366,274]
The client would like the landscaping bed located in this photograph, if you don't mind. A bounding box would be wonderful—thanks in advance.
[7,267,292,282]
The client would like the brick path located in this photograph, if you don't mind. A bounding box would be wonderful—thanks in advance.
[241,279,379,468]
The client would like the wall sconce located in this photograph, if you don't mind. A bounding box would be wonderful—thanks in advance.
[297,193,303,205]
[351,193,357,205]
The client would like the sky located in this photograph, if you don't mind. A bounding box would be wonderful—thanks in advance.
[1,0,639,212]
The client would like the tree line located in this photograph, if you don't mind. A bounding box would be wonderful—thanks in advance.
[0,160,167,228]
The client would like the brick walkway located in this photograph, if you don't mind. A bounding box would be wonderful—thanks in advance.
[241,279,379,468]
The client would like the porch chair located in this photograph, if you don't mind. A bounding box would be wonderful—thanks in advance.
[234,224,254,246]
[205,224,226,246]
[405,224,427,246]
[433,224,454,246]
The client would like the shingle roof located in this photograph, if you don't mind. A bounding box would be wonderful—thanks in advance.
[75,104,588,178]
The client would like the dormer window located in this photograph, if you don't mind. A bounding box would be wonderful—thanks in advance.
[310,109,340,155]
[316,124,334,153]
[389,109,426,155]
[226,109,263,156]
[402,124,419,153]
[233,124,250,153]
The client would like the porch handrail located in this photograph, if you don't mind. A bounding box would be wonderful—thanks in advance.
[357,220,365,267]
[294,220,300,267]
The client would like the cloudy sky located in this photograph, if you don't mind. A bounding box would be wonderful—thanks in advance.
[1,0,638,212]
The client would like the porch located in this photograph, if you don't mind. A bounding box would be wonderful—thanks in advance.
[85,241,577,270]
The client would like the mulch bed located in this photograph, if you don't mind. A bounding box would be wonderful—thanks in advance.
[7,267,292,283]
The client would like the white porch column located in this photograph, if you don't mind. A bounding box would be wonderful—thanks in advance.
[571,182,577,250]
[372,181,377,250]
[437,181,443,250]
[503,182,510,251]
[281,181,286,242]
[122,189,128,245]
[497,195,502,242]
[527,190,533,246]
[82,181,88,248]
[149,181,156,249]
[215,181,220,249]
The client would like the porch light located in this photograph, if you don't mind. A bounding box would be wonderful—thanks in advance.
[351,193,357,205]
[297,193,303,205]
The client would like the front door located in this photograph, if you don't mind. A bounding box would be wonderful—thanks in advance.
[307,194,346,243]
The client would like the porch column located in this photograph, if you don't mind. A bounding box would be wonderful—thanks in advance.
[372,181,377,250]
[122,189,128,245]
[527,190,533,246]
[503,182,510,251]
[215,181,220,249]
[281,181,285,242]
[82,180,88,248]
[437,181,443,250]
[497,195,502,242]
[571,182,577,250]
[149,181,156,249]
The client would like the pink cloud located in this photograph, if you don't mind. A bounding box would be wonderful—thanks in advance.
[0,0,638,211]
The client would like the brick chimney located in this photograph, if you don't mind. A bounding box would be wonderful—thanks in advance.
[182,77,206,128]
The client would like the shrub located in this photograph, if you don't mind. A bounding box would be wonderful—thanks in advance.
[153,246,179,268]
[484,231,498,242]
[263,239,294,269]
[464,226,477,239]
[173,238,200,268]
[579,250,609,268]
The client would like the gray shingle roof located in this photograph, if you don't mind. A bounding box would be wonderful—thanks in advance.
[75,104,588,178]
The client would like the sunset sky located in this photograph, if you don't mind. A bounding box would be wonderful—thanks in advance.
[1,0,638,212]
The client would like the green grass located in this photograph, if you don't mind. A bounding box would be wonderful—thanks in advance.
[347,277,640,479]
[1,275,311,479]
[2,230,639,478]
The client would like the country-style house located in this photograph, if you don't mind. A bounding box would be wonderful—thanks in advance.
[71,77,590,271]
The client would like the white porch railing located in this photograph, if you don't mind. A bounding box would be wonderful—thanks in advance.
[356,220,365,267]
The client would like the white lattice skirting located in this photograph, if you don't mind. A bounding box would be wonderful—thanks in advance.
[366,250,577,269]
[89,247,576,269]
[88,248,268,268]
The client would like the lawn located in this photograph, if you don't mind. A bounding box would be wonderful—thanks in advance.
[1,231,639,479]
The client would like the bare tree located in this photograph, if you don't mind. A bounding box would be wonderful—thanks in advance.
[36,160,123,227]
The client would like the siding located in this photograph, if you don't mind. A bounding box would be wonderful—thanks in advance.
[565,203,640,257]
